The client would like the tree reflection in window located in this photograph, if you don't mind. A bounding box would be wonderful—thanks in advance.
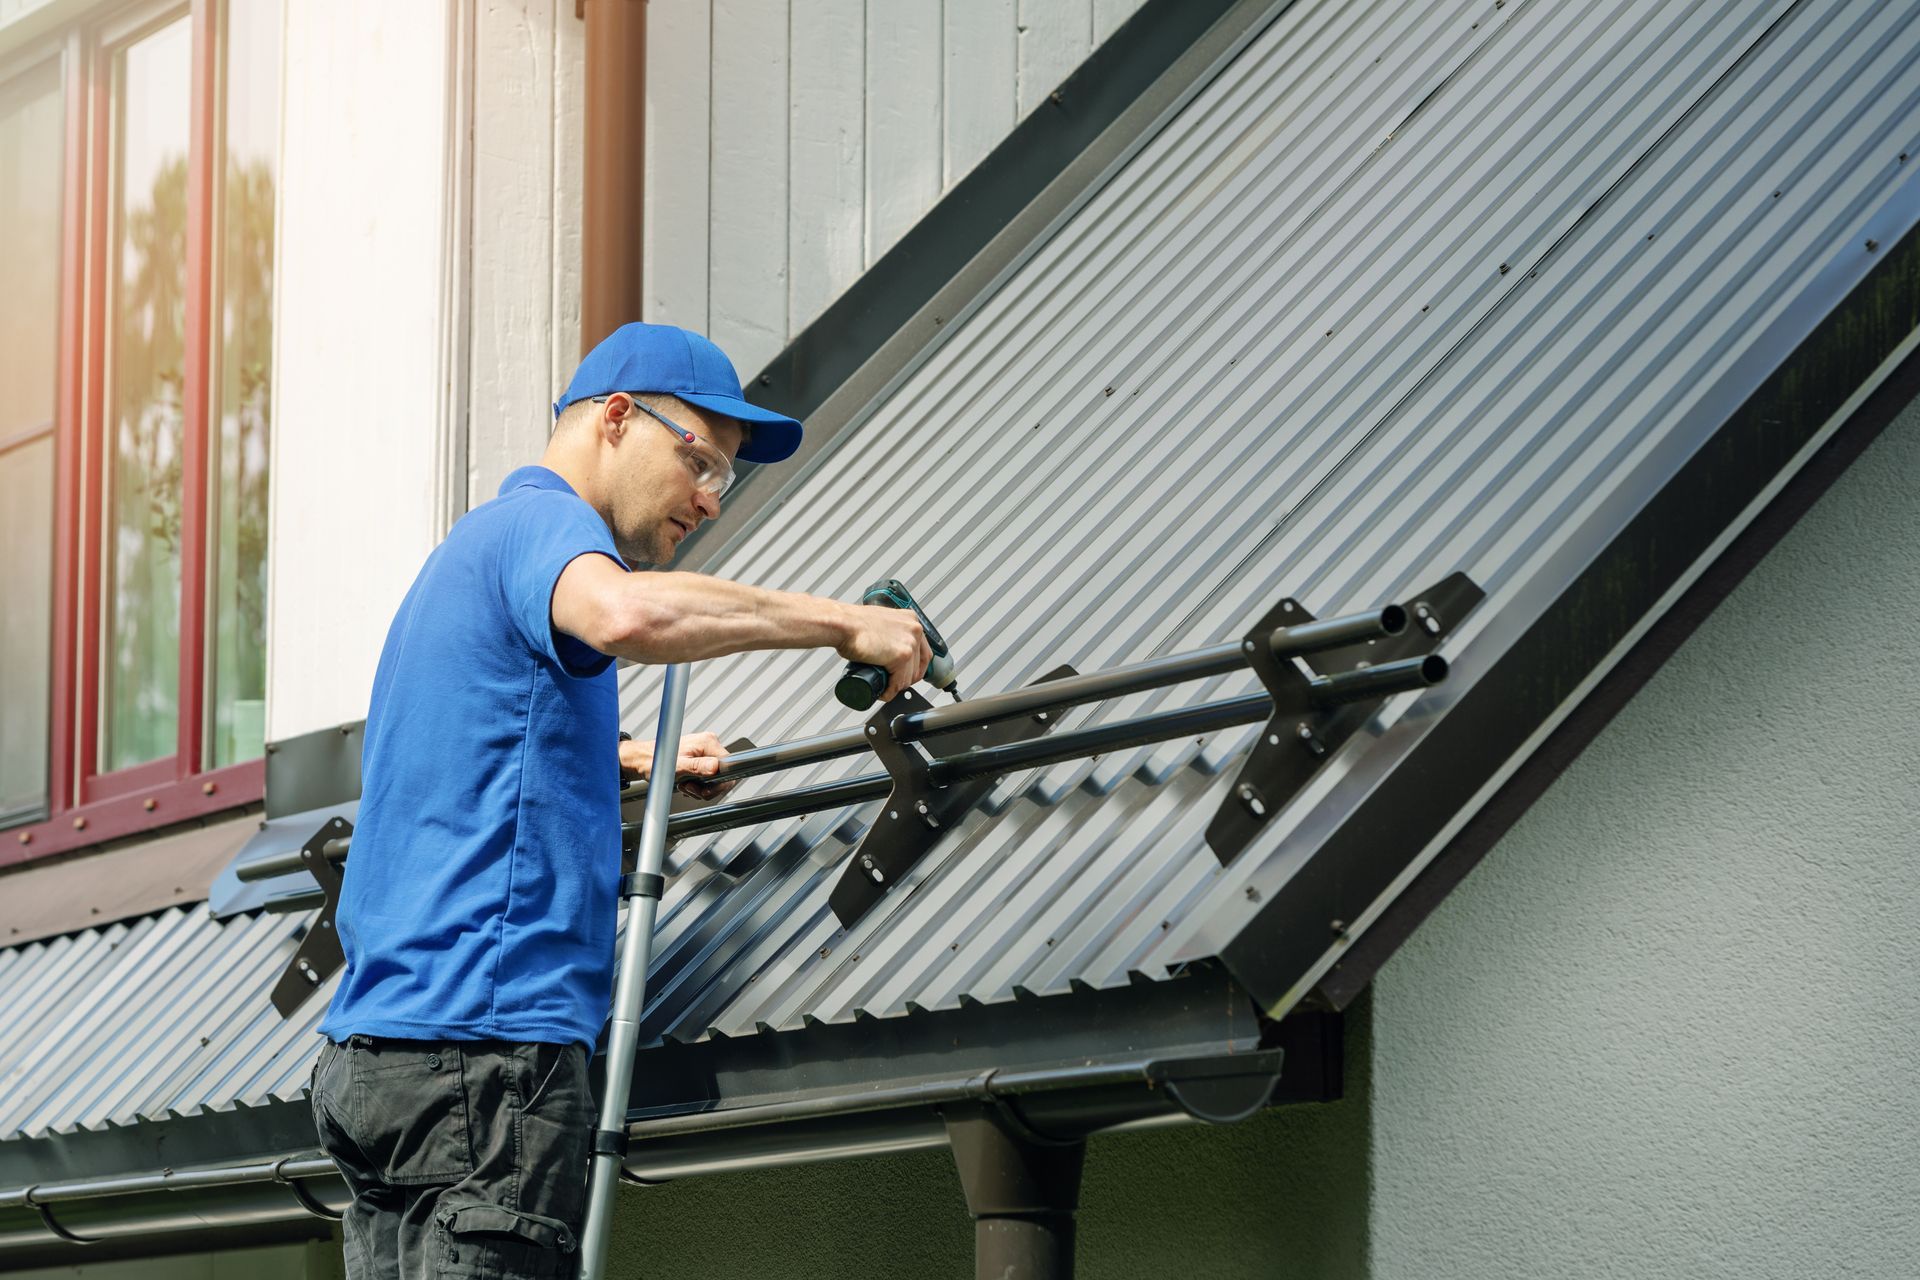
[103,15,189,774]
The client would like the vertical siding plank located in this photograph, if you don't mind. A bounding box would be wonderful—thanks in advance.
[551,3,585,384]
[788,0,865,331]
[1093,0,1142,47]
[643,0,712,333]
[468,0,557,505]
[866,0,942,265]
[942,0,1015,191]
[708,0,790,376]
[1016,0,1091,118]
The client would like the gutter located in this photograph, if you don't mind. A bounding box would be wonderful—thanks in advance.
[0,1049,1282,1261]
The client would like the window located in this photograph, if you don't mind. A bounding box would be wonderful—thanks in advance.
[1,0,279,863]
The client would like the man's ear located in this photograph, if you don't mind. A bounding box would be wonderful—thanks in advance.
[601,394,632,441]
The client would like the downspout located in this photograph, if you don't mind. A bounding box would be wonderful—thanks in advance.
[581,0,647,354]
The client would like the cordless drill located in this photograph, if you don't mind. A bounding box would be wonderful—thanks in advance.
[835,579,962,710]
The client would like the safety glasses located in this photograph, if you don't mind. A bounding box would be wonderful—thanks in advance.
[592,394,736,499]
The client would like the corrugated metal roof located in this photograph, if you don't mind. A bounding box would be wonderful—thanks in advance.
[0,908,318,1141]
[617,0,1920,1040]
[3,0,1916,1144]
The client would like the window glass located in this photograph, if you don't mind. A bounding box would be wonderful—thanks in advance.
[103,14,192,773]
[208,0,277,768]
[0,59,64,820]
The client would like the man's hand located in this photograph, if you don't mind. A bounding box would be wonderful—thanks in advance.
[834,602,932,702]
[619,731,741,801]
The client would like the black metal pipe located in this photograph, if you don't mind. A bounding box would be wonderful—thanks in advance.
[623,727,871,803]
[245,647,1442,891]
[1307,653,1447,706]
[1267,604,1406,658]
[893,643,1247,742]
[235,839,346,884]
[926,694,1272,786]
[661,773,891,839]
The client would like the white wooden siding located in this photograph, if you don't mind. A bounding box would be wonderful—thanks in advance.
[268,0,461,742]
[465,0,584,507]
[644,0,1148,376]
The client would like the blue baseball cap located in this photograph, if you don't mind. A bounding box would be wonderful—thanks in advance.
[554,322,803,464]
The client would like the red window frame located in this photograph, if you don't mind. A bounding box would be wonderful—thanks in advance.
[4,0,265,869]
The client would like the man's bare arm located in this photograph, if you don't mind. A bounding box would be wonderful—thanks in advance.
[551,553,932,699]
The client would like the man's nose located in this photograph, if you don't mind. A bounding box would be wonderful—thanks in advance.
[692,488,721,521]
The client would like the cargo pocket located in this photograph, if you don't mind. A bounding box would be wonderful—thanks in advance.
[435,1202,577,1279]
[355,1044,474,1184]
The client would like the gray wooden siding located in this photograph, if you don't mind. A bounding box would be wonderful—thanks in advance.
[644,0,1150,378]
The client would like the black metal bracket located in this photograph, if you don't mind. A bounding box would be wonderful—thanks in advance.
[270,1155,344,1221]
[270,816,352,1018]
[22,1185,99,1245]
[829,665,1077,929]
[1205,573,1484,865]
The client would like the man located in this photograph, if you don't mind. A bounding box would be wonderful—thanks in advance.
[308,322,929,1278]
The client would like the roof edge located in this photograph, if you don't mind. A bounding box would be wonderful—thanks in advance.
[1222,173,1920,1015]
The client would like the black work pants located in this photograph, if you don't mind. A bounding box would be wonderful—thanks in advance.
[310,1035,593,1279]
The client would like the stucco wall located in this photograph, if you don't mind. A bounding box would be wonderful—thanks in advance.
[1367,395,1920,1278]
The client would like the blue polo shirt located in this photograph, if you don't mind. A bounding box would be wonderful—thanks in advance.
[318,466,626,1051]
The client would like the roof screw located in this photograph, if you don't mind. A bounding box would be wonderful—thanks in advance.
[1244,885,1262,902]
[758,374,772,386]
[1901,153,1909,163]
[16,832,28,845]
[144,798,158,811]
[1331,918,1350,938]
[1103,386,1114,396]
[203,781,216,795]
[819,947,830,959]
[1866,239,1879,252]
[72,817,87,830]
[1049,89,1063,105]
[1498,262,1509,274]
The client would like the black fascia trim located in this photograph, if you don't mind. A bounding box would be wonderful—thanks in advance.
[610,964,1337,1123]
[1220,211,1920,1014]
